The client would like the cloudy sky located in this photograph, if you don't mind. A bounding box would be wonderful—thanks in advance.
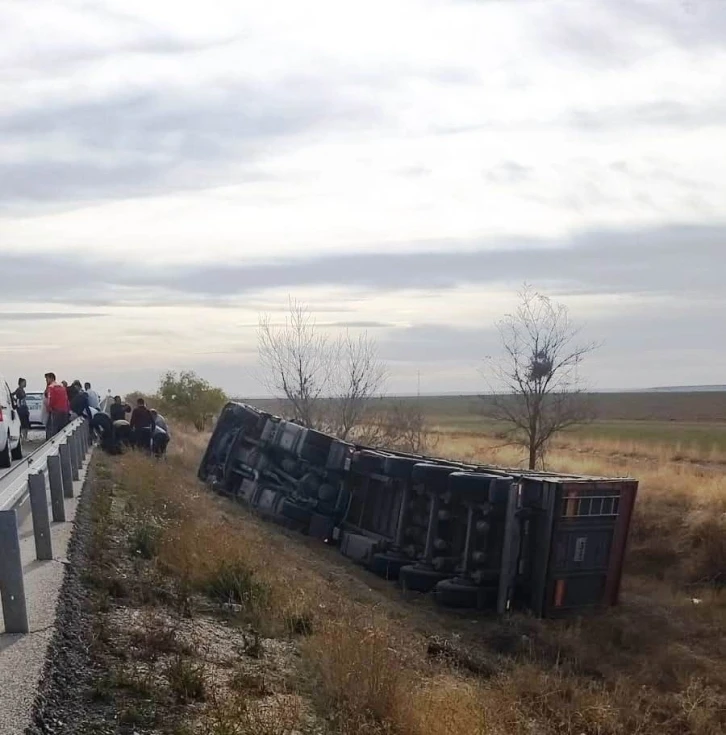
[1,0,724,397]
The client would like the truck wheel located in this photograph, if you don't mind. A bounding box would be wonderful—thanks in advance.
[411,464,460,492]
[370,553,409,580]
[11,437,23,460]
[280,499,313,527]
[317,483,337,502]
[434,578,498,610]
[383,456,419,480]
[399,564,450,594]
[353,451,388,476]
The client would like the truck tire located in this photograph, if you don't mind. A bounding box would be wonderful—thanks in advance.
[399,564,450,594]
[411,463,459,492]
[434,578,498,610]
[383,456,419,480]
[448,472,513,505]
[299,429,334,465]
[370,553,409,580]
[317,483,337,502]
[280,499,313,526]
[352,451,388,476]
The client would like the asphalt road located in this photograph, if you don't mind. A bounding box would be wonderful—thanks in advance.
[0,431,46,483]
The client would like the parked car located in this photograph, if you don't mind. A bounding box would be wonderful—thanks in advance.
[25,391,45,428]
[0,374,23,468]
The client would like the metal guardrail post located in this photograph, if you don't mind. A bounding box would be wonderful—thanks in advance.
[28,472,53,561]
[47,454,66,522]
[69,429,80,481]
[80,424,88,457]
[59,442,74,498]
[74,429,83,467]
[0,510,29,634]
[79,421,88,456]
[0,416,90,635]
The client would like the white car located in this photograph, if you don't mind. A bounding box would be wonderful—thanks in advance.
[25,391,46,428]
[0,374,23,468]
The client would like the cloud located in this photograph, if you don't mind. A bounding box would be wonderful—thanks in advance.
[378,323,497,364]
[1,222,723,308]
[1,0,725,393]
[0,311,105,321]
[568,100,726,132]
[485,161,532,184]
[0,81,377,206]
[536,0,726,65]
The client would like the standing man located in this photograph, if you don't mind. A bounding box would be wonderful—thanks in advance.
[44,372,70,439]
[13,378,30,442]
[85,382,100,410]
[109,396,130,422]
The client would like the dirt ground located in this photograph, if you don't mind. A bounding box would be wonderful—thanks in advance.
[28,437,726,735]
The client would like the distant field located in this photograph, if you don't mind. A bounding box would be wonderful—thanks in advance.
[237,391,726,453]
[406,394,726,454]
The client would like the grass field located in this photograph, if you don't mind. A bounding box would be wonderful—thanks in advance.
[85,406,725,735]
[241,391,726,459]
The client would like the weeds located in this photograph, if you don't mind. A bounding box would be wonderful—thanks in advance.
[303,617,403,729]
[84,422,726,735]
[166,655,206,703]
[201,693,303,735]
[129,520,161,559]
[204,559,269,609]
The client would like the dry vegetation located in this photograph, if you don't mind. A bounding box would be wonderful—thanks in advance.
[82,413,726,735]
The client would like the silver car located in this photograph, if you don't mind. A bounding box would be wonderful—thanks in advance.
[25,391,45,428]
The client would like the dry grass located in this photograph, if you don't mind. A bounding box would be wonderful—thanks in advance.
[98,421,726,735]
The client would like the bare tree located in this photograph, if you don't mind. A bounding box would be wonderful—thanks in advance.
[483,285,598,469]
[257,299,334,429]
[329,332,387,440]
[357,399,438,455]
[257,299,387,438]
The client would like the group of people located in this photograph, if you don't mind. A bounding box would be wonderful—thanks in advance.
[102,395,171,457]
[12,374,171,458]
[12,373,101,441]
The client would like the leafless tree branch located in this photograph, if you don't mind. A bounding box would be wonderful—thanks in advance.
[257,298,387,438]
[481,284,599,469]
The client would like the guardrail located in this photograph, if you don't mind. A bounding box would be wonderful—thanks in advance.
[0,417,92,634]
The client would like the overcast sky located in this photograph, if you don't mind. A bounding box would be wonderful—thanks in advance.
[1,0,724,397]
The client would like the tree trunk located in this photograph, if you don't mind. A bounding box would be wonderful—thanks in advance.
[528,441,537,470]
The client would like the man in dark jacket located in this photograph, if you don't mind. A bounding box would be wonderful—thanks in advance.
[109,396,130,422]
[13,378,30,441]
[129,398,154,452]
[70,383,92,420]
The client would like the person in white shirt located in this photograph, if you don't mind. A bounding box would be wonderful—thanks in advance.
[150,409,170,456]
[84,382,100,410]
[150,409,170,436]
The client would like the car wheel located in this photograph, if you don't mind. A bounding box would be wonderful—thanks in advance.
[0,440,10,468]
[399,564,450,593]
[11,437,23,460]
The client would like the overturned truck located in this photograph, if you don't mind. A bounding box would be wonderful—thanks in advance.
[198,402,638,618]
